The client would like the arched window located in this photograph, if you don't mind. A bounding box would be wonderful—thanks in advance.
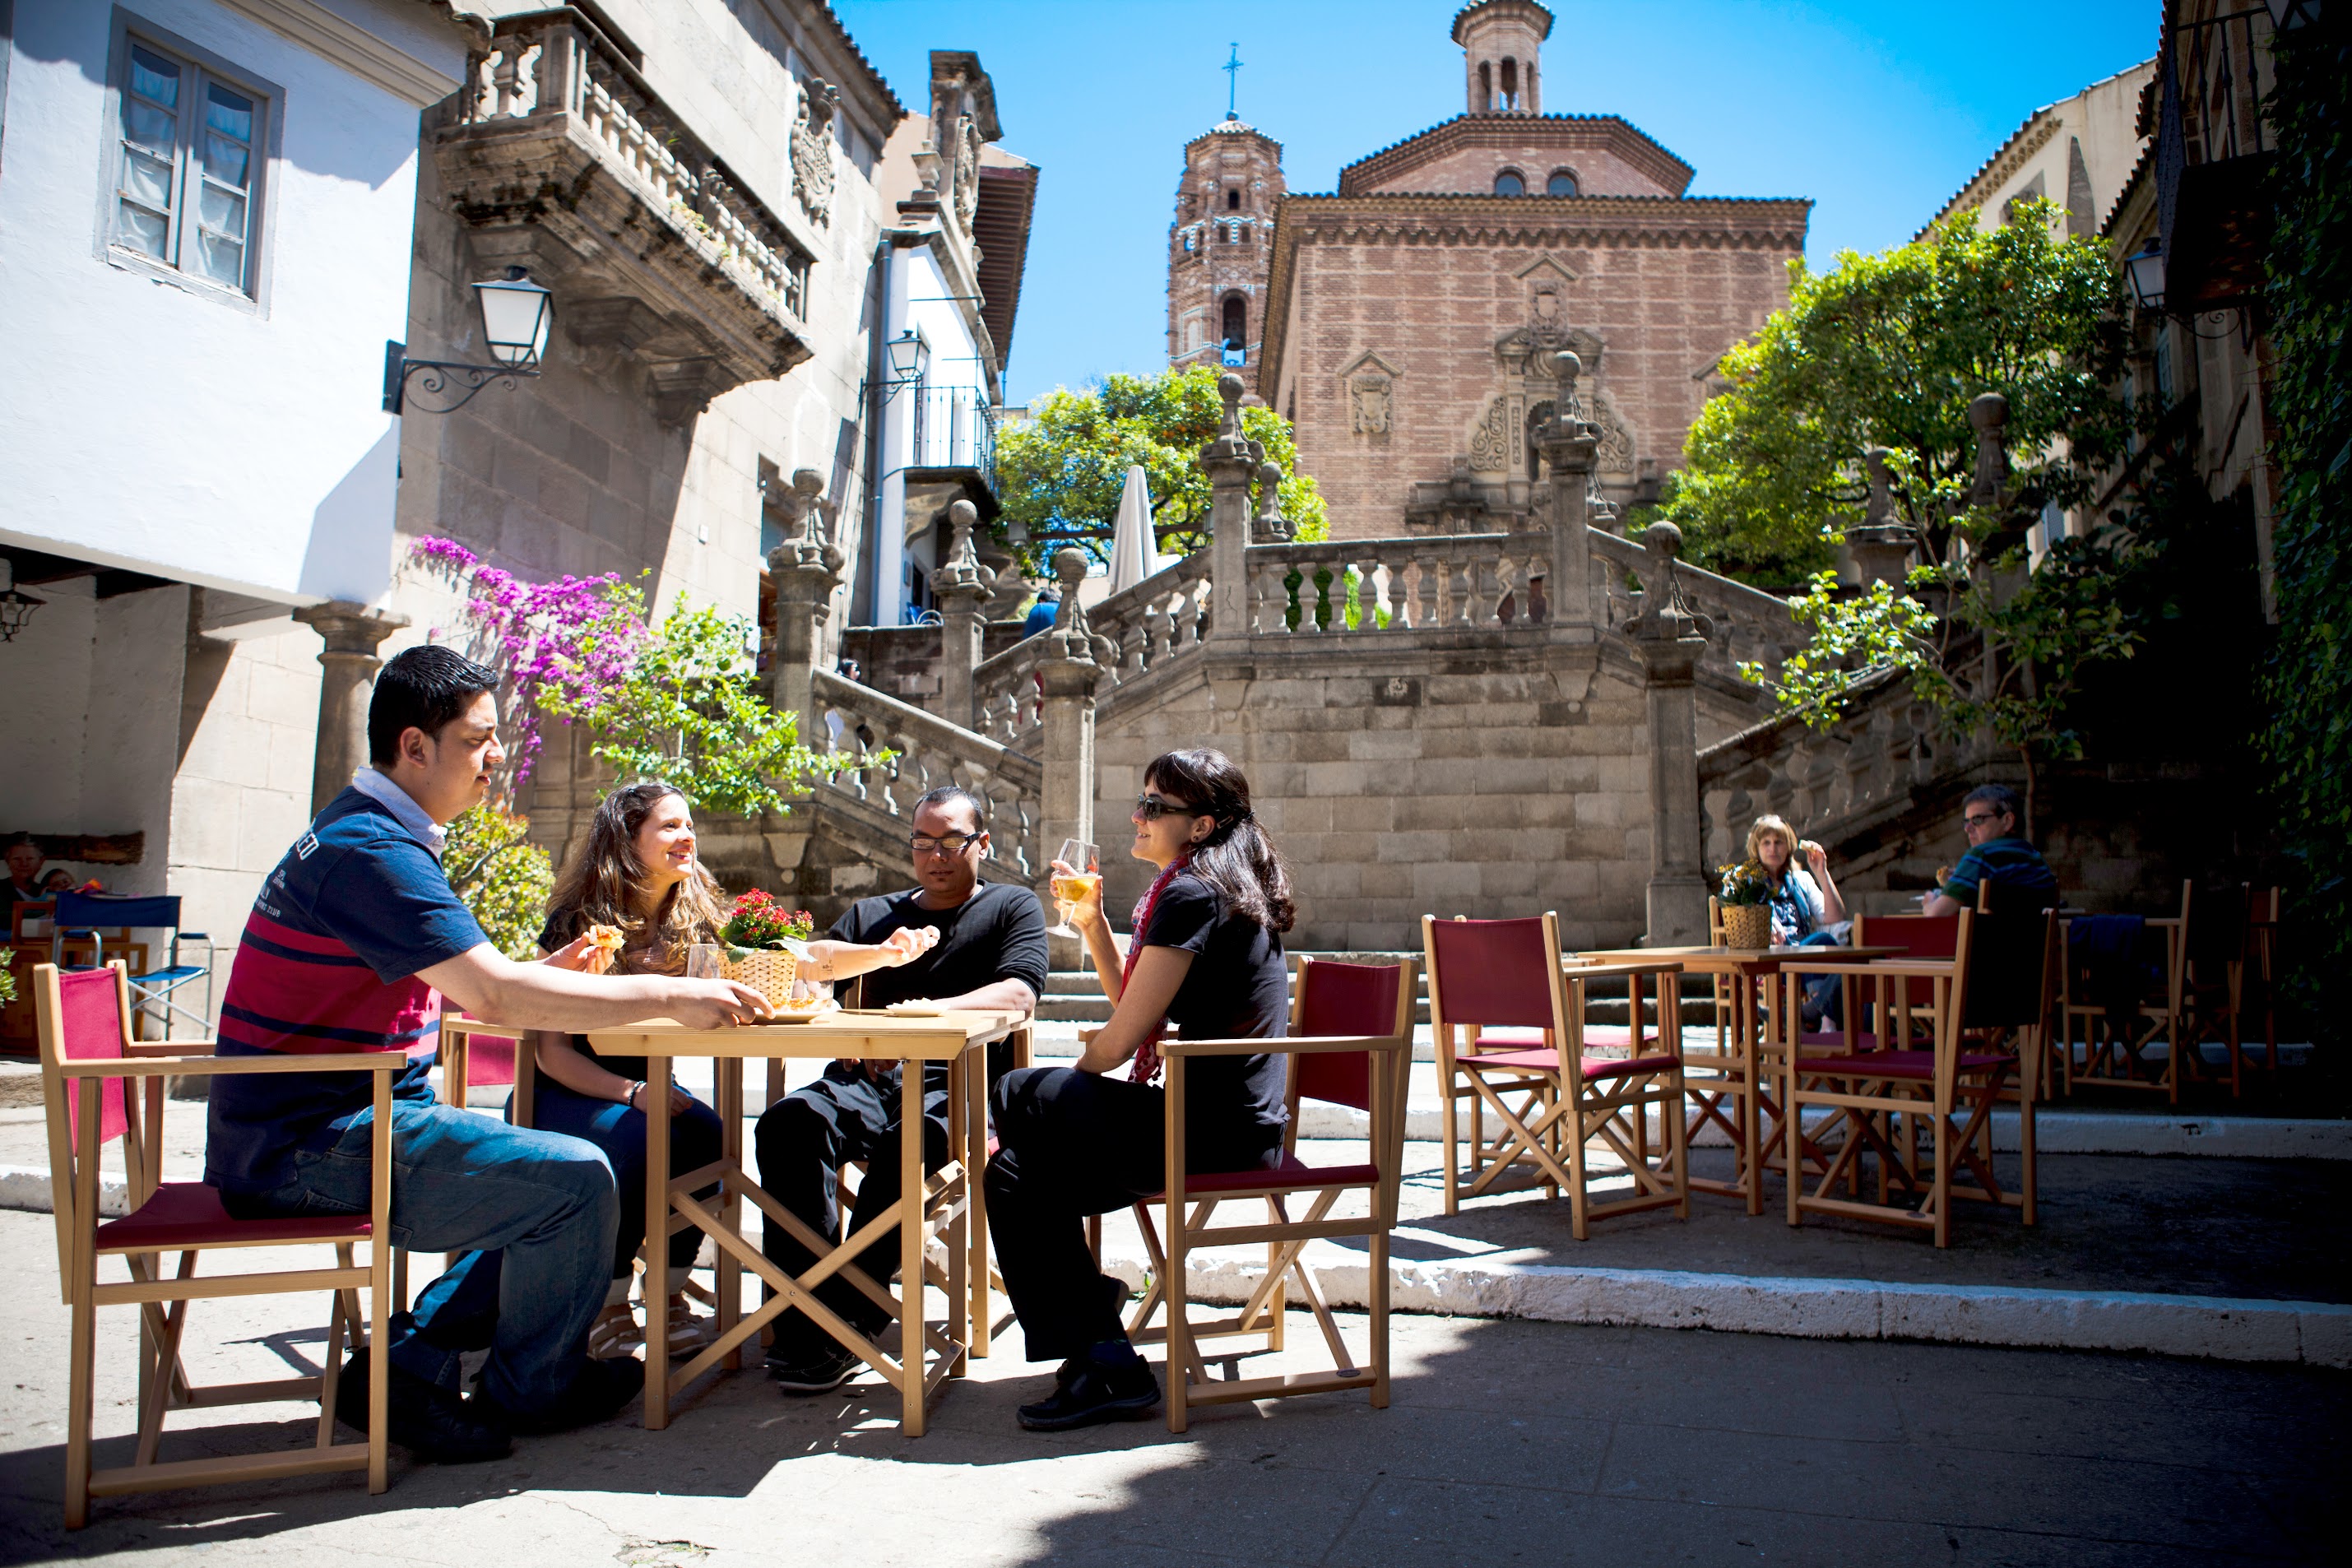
[1182,230,1196,253]
[1547,169,1580,197]
[1227,188,1241,211]
[1500,58,1518,109]
[1493,169,1525,197]
[1478,61,1493,109]
[1221,295,1246,354]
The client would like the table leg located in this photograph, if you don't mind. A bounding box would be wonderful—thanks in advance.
[643,1052,673,1430]
[719,1055,742,1371]
[899,1057,926,1436]
[1737,973,1761,1216]
[967,1039,990,1358]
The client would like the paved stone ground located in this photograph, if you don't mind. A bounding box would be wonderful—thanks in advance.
[0,1211,2343,1568]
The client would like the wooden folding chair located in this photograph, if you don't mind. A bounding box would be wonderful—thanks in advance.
[1779,910,2030,1246]
[2061,881,2193,1104]
[1423,913,1688,1239]
[2183,883,2283,1096]
[36,963,397,1528]
[1121,958,1417,1432]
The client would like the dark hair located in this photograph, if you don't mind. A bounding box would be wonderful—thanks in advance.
[1145,748,1294,934]
[911,786,986,834]
[2,833,37,853]
[545,782,728,969]
[369,645,499,765]
[1963,784,2024,828]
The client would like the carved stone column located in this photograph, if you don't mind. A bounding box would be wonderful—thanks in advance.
[1037,547,1101,949]
[1199,373,1258,640]
[933,498,991,726]
[1534,350,1602,633]
[1625,522,1715,946]
[766,467,844,740]
[292,601,411,814]
[1848,447,1915,587]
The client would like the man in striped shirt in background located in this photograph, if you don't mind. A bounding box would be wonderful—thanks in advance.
[206,647,771,1463]
[1923,784,2060,916]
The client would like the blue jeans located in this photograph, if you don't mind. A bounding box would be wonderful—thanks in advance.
[531,1077,725,1278]
[234,1099,617,1412]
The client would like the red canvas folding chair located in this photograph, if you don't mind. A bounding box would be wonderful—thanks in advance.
[36,963,398,1528]
[1423,913,1688,1239]
[2060,881,2193,1103]
[1121,958,1417,1431]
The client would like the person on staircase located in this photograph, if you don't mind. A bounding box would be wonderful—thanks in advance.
[527,782,732,1363]
[988,748,1296,1432]
[752,785,1047,1394]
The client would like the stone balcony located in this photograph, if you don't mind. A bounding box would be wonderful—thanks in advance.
[434,10,818,423]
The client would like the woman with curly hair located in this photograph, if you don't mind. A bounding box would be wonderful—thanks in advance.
[986,747,1297,1432]
[531,782,731,1360]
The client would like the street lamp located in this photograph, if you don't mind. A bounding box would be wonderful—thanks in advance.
[2263,0,2321,31]
[2124,246,2167,313]
[0,558,45,643]
[884,328,930,390]
[383,267,557,414]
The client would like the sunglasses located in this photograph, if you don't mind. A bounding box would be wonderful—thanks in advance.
[1962,813,2006,829]
[909,833,984,856]
[1133,793,1202,821]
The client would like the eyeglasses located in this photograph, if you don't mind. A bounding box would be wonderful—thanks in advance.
[1133,793,1201,821]
[1962,813,2006,829]
[909,833,984,856]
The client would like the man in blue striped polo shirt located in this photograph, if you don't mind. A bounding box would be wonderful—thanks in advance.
[206,647,771,1462]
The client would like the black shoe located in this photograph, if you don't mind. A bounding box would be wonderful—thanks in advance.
[766,1342,863,1395]
[1016,1352,1161,1432]
[333,1348,511,1464]
[473,1355,644,1435]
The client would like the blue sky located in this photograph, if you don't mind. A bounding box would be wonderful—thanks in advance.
[832,0,2158,406]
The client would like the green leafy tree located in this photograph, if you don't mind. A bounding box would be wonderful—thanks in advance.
[442,804,554,960]
[554,600,850,819]
[1668,202,2132,586]
[993,364,1328,571]
[2262,18,2352,1017]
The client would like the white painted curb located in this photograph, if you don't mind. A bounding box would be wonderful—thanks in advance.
[0,1163,128,1216]
[1098,1246,2352,1369]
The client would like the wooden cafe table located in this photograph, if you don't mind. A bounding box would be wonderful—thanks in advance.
[587,1008,1025,1435]
[1570,945,1901,1214]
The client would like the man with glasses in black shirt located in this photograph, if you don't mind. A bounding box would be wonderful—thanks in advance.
[752,786,1047,1393]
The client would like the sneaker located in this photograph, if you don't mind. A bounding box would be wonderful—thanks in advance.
[332,1347,512,1464]
[766,1342,862,1395]
[587,1301,645,1361]
[473,1355,644,1435]
[1016,1350,1161,1433]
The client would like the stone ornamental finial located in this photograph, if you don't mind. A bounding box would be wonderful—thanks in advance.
[1626,520,1714,644]
[1967,392,2010,511]
[936,498,985,592]
[1552,349,1585,418]
[1254,457,1292,541]
[1049,545,1093,649]
[1863,447,1894,527]
[766,468,842,577]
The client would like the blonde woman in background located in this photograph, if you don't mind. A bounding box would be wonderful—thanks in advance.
[1747,814,1849,1028]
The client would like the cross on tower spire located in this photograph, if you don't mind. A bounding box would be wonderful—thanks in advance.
[1222,42,1243,120]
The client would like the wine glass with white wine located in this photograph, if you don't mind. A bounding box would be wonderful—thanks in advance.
[1049,838,1099,939]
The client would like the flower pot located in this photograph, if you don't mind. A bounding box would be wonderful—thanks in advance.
[1720,903,1774,951]
[723,948,800,1009]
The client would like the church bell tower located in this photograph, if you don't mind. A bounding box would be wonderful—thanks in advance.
[1455,0,1552,114]
[1166,101,1285,394]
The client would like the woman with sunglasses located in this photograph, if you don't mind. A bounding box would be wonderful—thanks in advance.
[986,747,1296,1431]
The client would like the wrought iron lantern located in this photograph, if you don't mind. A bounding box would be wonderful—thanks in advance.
[2124,246,2167,313]
[884,328,930,388]
[0,558,45,643]
[383,267,555,415]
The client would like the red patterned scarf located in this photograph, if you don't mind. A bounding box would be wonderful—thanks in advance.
[1121,851,1192,1084]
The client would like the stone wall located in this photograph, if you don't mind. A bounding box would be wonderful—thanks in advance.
[1087,645,1657,952]
[837,620,1031,709]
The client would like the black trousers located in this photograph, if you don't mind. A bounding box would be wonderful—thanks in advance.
[753,1064,949,1362]
[985,1065,1282,1364]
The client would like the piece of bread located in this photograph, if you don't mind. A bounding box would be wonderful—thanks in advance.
[583,924,624,954]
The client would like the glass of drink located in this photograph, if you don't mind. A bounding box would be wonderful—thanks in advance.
[686,943,725,981]
[1049,839,1100,939]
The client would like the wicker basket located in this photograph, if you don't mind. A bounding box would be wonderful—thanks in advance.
[1719,902,1774,951]
[723,948,800,1009]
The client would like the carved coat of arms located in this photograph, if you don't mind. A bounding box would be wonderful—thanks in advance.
[791,78,839,227]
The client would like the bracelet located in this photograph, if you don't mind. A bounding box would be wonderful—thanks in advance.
[624,1080,644,1109]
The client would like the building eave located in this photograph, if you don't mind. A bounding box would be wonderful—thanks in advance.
[1337,112,1696,198]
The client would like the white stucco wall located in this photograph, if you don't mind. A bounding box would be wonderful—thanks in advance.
[0,0,462,605]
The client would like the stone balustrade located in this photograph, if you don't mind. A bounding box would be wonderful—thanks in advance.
[1246,531,1552,635]
[812,669,1042,879]
[969,551,1213,743]
[1587,527,1809,684]
[438,11,815,420]
[1696,668,1965,868]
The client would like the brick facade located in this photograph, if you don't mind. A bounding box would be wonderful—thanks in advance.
[1165,121,1285,392]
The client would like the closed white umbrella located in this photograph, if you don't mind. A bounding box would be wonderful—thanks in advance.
[1106,462,1161,596]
